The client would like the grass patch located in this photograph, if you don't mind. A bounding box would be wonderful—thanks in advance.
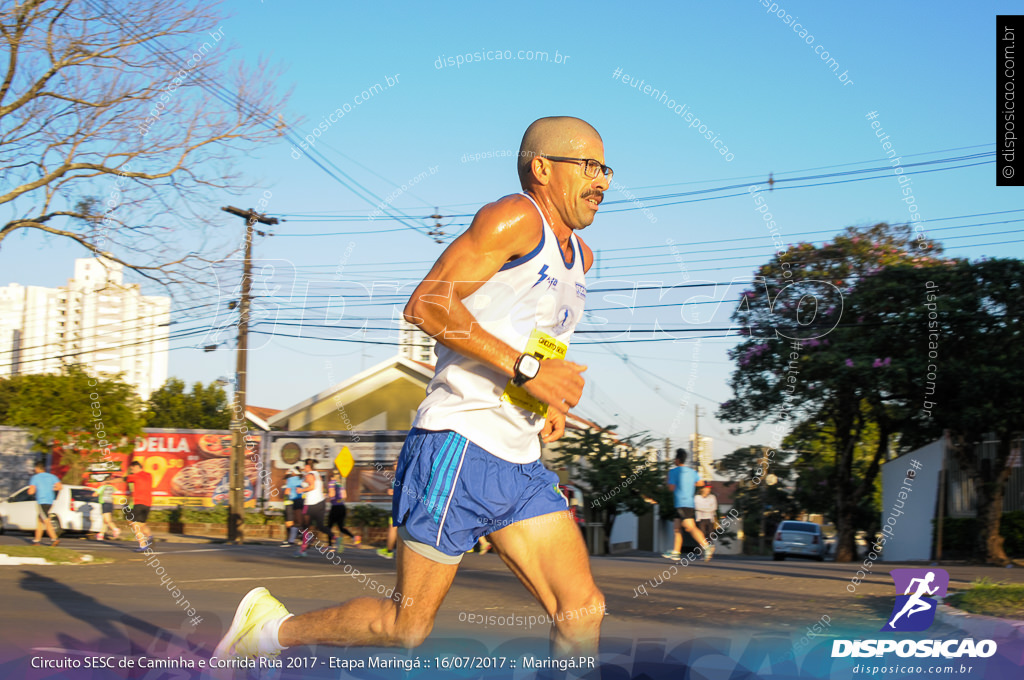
[945,578,1024,619]
[0,545,112,565]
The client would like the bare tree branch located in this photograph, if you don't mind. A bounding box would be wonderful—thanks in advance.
[0,0,294,296]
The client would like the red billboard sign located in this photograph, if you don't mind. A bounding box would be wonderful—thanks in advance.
[80,431,262,507]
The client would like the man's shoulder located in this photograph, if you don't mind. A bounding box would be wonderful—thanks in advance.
[470,194,543,240]
[491,192,537,213]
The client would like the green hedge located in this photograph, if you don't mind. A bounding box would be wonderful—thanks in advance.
[937,511,1024,557]
[144,506,284,525]
[349,504,391,528]
[138,503,390,528]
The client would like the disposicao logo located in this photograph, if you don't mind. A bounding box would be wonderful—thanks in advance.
[831,568,997,659]
[882,567,948,632]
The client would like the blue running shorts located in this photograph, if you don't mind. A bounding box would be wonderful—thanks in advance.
[392,428,568,563]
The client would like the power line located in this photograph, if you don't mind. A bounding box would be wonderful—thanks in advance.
[272,209,1024,281]
[84,0,436,241]
[273,150,995,231]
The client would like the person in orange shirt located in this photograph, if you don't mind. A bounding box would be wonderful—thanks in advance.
[122,461,153,552]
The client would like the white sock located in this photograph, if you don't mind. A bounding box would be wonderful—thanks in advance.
[258,614,293,653]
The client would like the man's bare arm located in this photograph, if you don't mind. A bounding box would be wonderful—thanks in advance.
[404,194,586,413]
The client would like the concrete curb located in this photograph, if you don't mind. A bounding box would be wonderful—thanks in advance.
[936,603,1024,640]
[0,552,96,565]
[0,554,50,565]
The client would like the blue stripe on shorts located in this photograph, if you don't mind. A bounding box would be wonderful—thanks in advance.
[392,428,568,557]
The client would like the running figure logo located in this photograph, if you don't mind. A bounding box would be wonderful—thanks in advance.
[881,568,949,632]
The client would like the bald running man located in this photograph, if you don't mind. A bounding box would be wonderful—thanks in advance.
[215,116,610,658]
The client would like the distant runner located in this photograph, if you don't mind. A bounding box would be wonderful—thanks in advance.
[123,460,153,553]
[28,461,62,547]
[293,459,325,558]
[663,449,711,561]
[280,468,303,547]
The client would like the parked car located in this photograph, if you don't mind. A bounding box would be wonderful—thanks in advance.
[772,520,826,561]
[558,484,586,529]
[824,530,874,560]
[0,485,103,536]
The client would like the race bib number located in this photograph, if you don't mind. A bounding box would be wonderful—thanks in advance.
[500,329,567,417]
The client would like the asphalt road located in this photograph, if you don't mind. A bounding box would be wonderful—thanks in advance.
[1,532,1021,679]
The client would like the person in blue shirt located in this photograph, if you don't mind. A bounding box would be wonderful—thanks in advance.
[28,461,62,546]
[662,449,710,561]
[279,468,304,547]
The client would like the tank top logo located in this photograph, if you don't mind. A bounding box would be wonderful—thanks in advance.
[554,305,575,335]
[533,263,558,290]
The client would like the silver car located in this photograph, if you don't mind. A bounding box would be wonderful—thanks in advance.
[772,520,825,561]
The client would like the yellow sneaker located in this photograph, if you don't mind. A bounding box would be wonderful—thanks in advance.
[213,587,290,658]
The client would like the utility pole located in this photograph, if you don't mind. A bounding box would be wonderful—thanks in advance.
[759,446,768,554]
[934,441,948,563]
[220,205,278,544]
[693,406,703,465]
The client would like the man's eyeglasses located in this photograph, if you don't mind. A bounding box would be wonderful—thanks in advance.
[540,155,613,180]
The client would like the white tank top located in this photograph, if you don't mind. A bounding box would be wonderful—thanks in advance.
[414,193,588,463]
[303,471,325,505]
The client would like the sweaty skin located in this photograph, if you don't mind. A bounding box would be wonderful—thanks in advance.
[405,117,606,431]
[275,118,609,658]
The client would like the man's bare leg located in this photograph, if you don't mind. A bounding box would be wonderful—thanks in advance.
[672,517,683,553]
[682,518,708,549]
[130,521,148,547]
[488,510,604,656]
[278,537,458,648]
[35,515,57,542]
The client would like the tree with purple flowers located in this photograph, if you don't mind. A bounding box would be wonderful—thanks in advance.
[718,223,946,561]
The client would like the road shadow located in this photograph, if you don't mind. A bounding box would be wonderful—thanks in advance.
[19,569,169,641]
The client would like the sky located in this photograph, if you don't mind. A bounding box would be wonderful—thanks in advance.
[2,0,1019,460]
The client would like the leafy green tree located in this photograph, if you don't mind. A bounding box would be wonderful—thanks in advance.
[144,378,230,429]
[718,223,947,560]
[848,259,1024,564]
[552,425,664,553]
[718,445,801,550]
[782,414,884,534]
[0,365,144,484]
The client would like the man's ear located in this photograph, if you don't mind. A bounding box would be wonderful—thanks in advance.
[531,157,551,186]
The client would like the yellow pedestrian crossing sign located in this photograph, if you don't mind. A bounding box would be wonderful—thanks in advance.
[334,446,354,478]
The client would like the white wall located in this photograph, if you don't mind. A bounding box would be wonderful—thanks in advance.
[609,511,638,551]
[880,439,944,562]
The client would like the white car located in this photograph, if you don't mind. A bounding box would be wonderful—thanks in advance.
[772,520,826,561]
[0,485,103,536]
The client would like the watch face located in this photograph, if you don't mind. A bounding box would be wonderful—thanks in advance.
[521,354,541,378]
